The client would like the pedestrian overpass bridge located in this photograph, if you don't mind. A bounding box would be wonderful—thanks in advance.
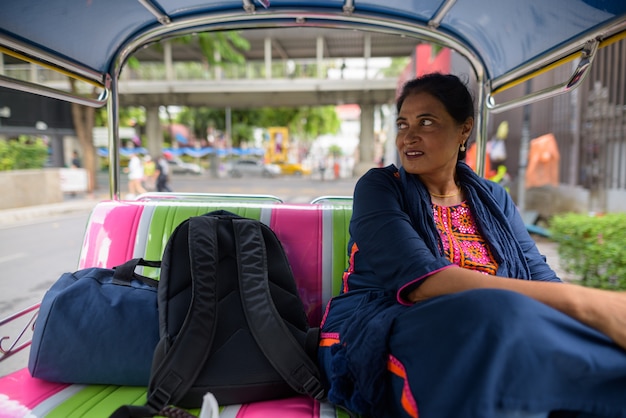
[117,77,398,108]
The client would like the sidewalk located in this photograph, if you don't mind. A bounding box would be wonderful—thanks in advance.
[0,194,104,227]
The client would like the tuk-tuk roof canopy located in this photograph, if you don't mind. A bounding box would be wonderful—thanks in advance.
[1,0,625,91]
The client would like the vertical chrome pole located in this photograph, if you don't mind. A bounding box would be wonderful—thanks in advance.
[517,80,532,213]
[106,74,121,200]
[225,106,232,149]
[475,74,488,177]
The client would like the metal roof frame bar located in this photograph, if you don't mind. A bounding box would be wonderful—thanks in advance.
[489,18,626,94]
[138,0,171,25]
[0,38,108,108]
[487,40,599,114]
[0,74,108,108]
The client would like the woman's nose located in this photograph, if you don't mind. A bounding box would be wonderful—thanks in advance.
[402,131,418,144]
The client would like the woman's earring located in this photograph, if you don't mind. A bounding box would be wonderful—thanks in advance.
[460,143,466,152]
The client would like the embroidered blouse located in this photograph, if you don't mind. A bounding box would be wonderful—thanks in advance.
[432,202,498,275]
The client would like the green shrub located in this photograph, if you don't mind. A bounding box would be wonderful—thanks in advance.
[549,213,626,290]
[0,137,49,170]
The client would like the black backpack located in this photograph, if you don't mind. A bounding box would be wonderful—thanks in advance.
[112,210,323,417]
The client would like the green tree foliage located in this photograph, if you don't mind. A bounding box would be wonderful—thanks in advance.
[176,106,341,147]
[0,137,49,170]
[95,106,146,129]
[177,107,222,142]
[328,144,343,157]
[128,31,251,69]
[380,57,411,77]
[193,32,251,65]
[280,106,341,142]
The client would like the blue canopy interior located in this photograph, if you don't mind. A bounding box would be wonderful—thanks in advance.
[1,0,625,88]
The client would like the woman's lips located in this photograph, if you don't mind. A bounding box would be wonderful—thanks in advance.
[405,150,424,158]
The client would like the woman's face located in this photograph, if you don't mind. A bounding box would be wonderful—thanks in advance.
[395,92,472,177]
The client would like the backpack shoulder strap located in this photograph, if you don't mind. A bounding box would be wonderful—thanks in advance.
[111,215,220,418]
[145,215,221,412]
[232,218,324,401]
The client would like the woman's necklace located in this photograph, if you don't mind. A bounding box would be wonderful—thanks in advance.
[429,190,459,198]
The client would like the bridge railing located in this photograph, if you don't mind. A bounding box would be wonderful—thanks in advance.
[118,57,406,82]
[1,56,408,85]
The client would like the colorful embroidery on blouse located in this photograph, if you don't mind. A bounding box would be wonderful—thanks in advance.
[432,202,498,275]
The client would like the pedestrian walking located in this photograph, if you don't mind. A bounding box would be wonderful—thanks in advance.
[155,154,172,192]
[124,151,146,198]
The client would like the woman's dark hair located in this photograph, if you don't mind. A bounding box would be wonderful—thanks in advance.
[396,73,474,160]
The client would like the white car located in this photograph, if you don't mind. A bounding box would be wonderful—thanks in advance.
[167,157,204,175]
[229,159,281,178]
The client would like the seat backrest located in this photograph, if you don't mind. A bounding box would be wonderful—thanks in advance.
[78,199,352,326]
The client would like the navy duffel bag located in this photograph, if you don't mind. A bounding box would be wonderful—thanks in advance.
[28,258,160,386]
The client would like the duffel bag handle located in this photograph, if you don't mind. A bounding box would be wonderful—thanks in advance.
[112,258,161,287]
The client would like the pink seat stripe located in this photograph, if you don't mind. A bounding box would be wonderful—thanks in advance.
[0,368,69,410]
[236,396,318,417]
[270,204,323,326]
[78,202,144,269]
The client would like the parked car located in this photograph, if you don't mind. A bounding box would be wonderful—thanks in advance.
[167,157,204,175]
[274,161,311,176]
[229,159,281,178]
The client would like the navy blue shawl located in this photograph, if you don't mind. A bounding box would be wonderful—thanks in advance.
[399,162,531,280]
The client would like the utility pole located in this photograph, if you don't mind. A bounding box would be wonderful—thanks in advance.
[517,80,532,215]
